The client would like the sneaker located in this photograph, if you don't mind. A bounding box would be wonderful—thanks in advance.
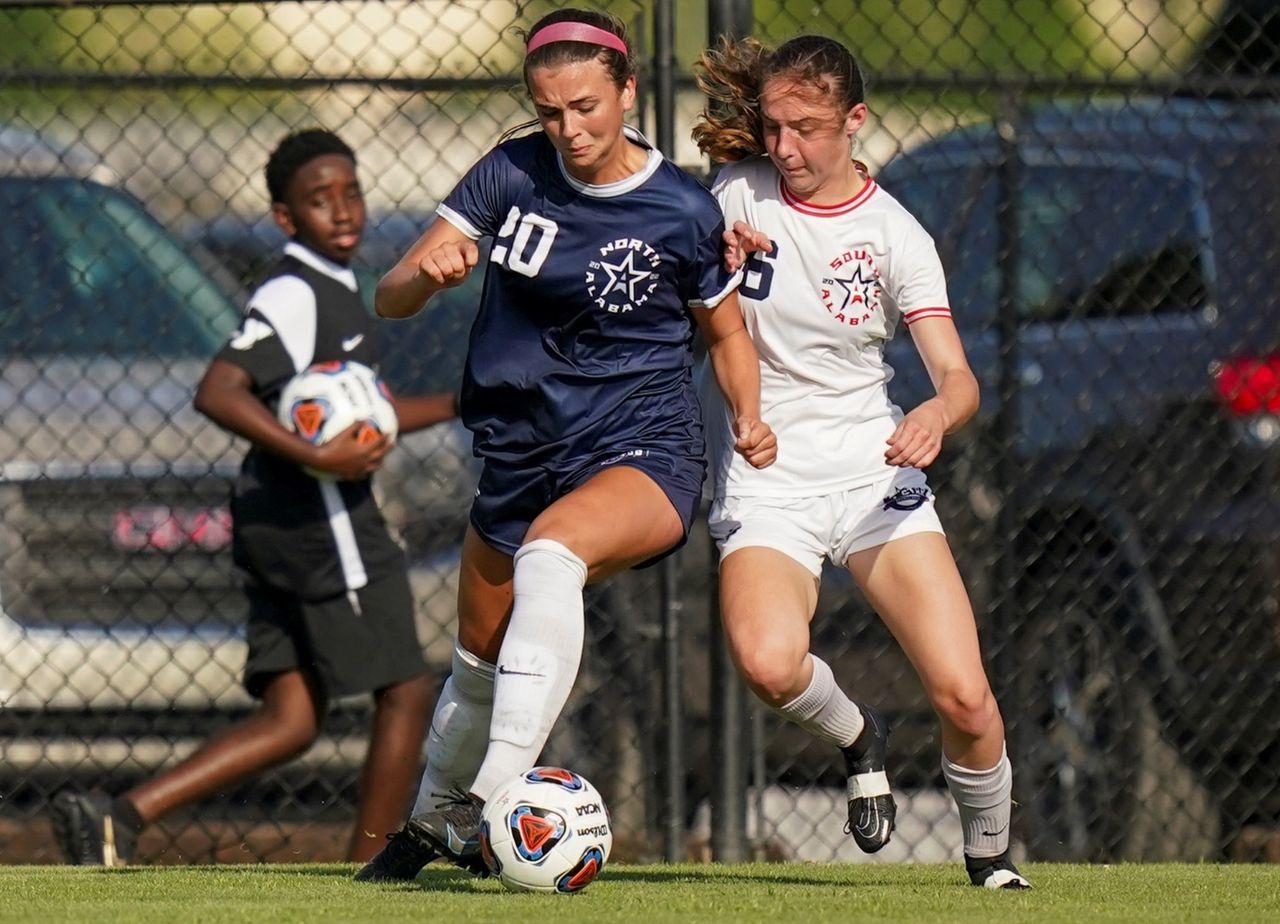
[841,704,897,853]
[353,822,438,882]
[966,849,1032,889]
[48,790,135,866]
[409,789,489,877]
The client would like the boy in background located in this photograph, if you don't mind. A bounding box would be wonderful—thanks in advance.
[51,130,457,865]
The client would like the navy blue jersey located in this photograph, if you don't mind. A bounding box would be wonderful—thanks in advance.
[437,127,739,466]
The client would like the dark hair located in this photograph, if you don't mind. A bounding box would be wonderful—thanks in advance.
[265,129,356,204]
[520,8,634,91]
[693,35,865,162]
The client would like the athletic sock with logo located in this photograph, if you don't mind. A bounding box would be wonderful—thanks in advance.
[412,641,496,815]
[774,654,865,747]
[941,744,1013,858]
[467,538,587,802]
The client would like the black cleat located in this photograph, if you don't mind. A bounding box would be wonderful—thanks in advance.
[49,789,135,866]
[408,789,489,877]
[354,822,438,882]
[966,849,1032,889]
[841,704,897,853]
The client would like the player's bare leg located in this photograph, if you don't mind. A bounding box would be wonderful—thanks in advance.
[720,546,895,852]
[50,670,326,866]
[848,531,1030,888]
[347,672,432,862]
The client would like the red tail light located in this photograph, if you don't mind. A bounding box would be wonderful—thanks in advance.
[1213,355,1280,416]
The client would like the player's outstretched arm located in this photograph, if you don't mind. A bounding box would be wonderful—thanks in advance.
[391,392,459,434]
[694,291,777,469]
[376,216,479,320]
[195,359,388,479]
[885,317,979,469]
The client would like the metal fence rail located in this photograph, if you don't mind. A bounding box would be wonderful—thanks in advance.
[1,0,1277,866]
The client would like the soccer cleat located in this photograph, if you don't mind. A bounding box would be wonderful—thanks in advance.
[353,822,438,882]
[48,789,135,866]
[966,849,1032,889]
[841,704,897,853]
[408,788,489,877]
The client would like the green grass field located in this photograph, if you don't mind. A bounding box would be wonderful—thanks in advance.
[2,863,1278,924]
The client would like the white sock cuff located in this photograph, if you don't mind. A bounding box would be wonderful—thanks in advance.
[779,654,832,721]
[514,538,588,587]
[451,640,496,700]
[942,744,1011,804]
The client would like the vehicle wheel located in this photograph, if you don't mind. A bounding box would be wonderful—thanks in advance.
[1015,580,1219,860]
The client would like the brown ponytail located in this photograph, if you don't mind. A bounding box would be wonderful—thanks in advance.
[692,36,769,163]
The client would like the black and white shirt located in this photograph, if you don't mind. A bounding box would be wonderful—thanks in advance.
[215,241,404,600]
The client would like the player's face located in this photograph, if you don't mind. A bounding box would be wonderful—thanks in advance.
[528,60,637,183]
[760,79,868,202]
[273,153,365,266]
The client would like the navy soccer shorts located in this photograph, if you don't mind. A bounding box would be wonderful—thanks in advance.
[470,446,706,564]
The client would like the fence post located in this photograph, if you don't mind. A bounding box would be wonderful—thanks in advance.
[705,1,754,863]
[651,0,687,864]
[993,88,1025,755]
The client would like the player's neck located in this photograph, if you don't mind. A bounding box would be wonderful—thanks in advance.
[784,159,870,207]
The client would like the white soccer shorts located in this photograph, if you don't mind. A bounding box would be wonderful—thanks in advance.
[708,467,945,576]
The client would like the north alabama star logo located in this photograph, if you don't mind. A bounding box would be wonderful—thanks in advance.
[587,237,661,314]
[820,248,882,327]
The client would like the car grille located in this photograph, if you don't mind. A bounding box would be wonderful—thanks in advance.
[1,474,243,630]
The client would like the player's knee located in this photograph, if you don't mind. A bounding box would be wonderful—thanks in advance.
[932,681,997,739]
[737,645,808,707]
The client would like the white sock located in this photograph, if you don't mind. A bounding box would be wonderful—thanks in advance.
[774,654,865,748]
[468,538,587,801]
[411,641,495,816]
[942,744,1013,858]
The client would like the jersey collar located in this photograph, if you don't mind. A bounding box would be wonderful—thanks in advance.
[284,241,359,292]
[779,175,878,217]
[555,124,663,198]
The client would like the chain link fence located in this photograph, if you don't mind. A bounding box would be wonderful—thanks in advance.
[1,0,1277,867]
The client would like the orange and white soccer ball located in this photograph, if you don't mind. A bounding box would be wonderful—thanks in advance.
[479,767,613,894]
[277,360,397,478]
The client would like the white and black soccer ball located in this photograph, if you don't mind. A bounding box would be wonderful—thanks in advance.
[479,767,613,894]
[277,360,397,478]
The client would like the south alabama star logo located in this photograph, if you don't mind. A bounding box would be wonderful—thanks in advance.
[820,248,882,327]
[587,237,661,314]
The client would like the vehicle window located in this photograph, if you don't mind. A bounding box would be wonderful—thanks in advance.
[888,159,1213,327]
[1017,165,1211,322]
[0,177,240,357]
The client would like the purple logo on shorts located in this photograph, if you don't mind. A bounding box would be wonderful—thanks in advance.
[882,486,930,511]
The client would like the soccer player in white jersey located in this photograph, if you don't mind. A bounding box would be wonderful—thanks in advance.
[692,35,1031,889]
[355,8,776,882]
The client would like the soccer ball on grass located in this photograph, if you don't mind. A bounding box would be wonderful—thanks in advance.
[479,767,613,894]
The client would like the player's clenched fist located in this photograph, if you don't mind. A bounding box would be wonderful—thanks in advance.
[735,416,777,469]
[417,239,479,287]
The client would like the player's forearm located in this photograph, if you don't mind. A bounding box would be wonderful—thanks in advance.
[707,327,763,422]
[931,366,980,433]
[194,384,321,468]
[375,263,444,319]
[391,392,459,434]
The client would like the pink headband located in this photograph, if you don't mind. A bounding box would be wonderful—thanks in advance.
[526,22,628,57]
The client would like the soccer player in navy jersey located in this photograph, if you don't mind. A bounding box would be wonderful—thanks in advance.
[355,8,776,881]
[50,130,457,866]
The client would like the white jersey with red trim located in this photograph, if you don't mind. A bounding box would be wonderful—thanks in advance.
[705,155,951,497]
